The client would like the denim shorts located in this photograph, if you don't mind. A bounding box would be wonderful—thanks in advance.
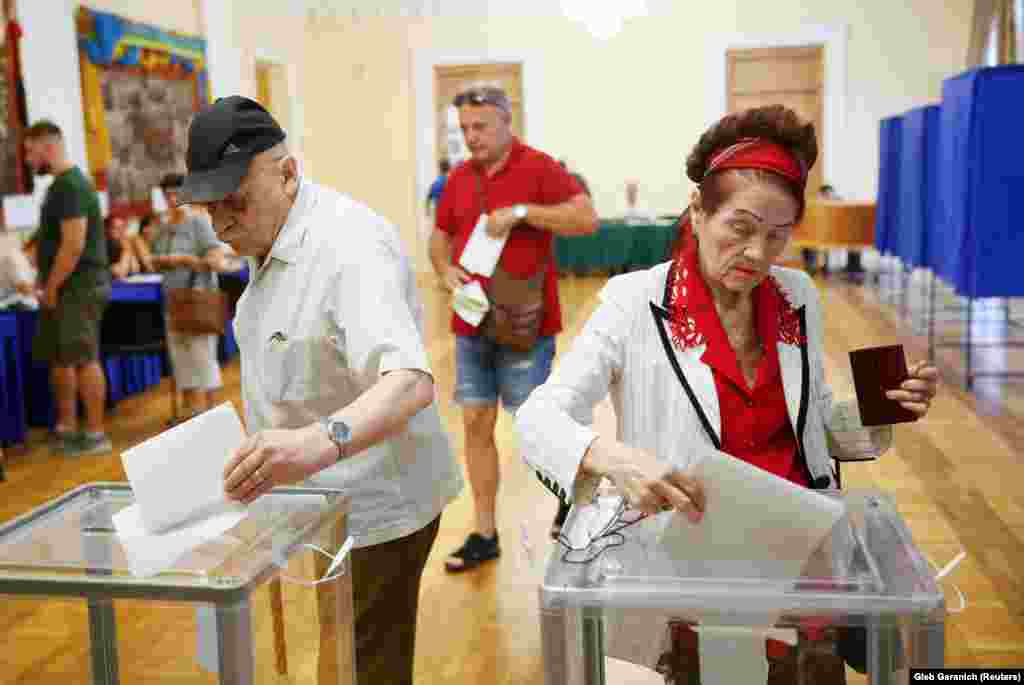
[454,335,556,412]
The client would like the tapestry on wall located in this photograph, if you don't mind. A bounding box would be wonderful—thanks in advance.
[76,6,209,211]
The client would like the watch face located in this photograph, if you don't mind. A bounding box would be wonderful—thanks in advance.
[329,420,351,443]
[514,204,527,219]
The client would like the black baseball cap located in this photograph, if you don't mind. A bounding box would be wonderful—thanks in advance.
[175,96,286,205]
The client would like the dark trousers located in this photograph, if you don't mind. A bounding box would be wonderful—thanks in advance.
[351,514,441,684]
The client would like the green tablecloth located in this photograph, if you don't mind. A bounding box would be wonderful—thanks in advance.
[555,220,677,272]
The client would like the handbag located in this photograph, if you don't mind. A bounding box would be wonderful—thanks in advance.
[473,173,546,353]
[166,270,228,336]
[481,263,546,353]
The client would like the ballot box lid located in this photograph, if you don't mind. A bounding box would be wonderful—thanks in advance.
[0,482,349,603]
[540,490,945,623]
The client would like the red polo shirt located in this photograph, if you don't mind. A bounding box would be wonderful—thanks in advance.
[436,138,584,337]
[679,248,810,487]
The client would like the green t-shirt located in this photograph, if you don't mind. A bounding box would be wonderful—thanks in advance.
[36,167,109,293]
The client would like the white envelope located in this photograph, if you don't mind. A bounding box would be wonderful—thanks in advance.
[452,280,490,327]
[120,402,246,534]
[458,214,509,277]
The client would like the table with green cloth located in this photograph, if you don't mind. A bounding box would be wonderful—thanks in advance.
[555,220,677,273]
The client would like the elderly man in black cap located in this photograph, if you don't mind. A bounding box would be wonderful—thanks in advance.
[177,96,463,684]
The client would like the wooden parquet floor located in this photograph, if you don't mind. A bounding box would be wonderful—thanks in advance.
[1,271,1021,683]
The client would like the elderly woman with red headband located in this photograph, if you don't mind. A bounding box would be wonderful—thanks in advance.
[515,106,938,681]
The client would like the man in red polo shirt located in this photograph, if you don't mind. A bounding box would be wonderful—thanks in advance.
[431,85,598,572]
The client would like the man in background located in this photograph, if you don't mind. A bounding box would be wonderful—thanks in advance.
[23,120,111,456]
[430,85,598,570]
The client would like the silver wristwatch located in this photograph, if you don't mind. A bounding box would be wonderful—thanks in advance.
[512,203,528,221]
[319,417,352,463]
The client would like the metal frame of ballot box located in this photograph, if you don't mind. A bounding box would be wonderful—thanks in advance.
[539,490,945,685]
[0,482,355,685]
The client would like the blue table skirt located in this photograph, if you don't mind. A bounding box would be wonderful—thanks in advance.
[10,276,245,430]
[111,280,162,303]
[0,312,26,446]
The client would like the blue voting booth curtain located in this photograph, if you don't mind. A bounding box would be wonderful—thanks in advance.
[897,105,940,270]
[875,116,903,256]
[937,66,1024,298]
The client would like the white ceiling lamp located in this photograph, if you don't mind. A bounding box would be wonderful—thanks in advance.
[561,0,648,40]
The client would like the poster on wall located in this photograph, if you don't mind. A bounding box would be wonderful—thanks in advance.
[77,7,209,212]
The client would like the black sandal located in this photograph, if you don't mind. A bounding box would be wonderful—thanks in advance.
[444,532,500,572]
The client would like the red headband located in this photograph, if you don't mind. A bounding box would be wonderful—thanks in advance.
[704,138,807,189]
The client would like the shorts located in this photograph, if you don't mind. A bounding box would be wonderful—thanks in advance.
[166,329,222,391]
[33,285,110,366]
[454,334,555,413]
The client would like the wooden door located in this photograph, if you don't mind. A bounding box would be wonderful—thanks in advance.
[726,46,824,195]
[434,63,524,168]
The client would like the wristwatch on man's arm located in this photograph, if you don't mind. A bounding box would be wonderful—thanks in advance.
[319,417,352,463]
[512,203,528,221]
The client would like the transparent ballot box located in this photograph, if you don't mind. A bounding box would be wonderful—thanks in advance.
[0,483,354,685]
[539,490,944,685]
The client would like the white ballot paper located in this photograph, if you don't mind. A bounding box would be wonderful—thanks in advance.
[113,402,248,576]
[452,280,490,327]
[458,214,509,277]
[658,447,845,575]
[593,448,844,684]
[653,448,845,685]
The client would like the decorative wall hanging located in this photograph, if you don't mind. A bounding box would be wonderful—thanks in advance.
[76,6,209,213]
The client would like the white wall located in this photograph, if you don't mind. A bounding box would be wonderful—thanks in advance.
[198,0,244,100]
[15,1,973,273]
[288,3,971,271]
[19,0,89,174]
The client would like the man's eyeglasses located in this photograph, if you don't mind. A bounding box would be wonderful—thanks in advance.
[453,88,510,112]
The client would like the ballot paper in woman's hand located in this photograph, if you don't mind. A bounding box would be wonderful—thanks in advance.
[652,450,844,685]
[658,448,845,578]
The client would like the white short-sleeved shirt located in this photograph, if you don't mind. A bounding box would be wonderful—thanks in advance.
[234,180,463,548]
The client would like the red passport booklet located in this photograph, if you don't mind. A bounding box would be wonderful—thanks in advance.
[848,344,919,426]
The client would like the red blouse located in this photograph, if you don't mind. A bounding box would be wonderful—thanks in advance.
[670,247,810,487]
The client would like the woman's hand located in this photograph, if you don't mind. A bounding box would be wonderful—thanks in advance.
[582,437,705,522]
[885,360,939,417]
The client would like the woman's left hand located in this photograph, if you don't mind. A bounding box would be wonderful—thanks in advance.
[885,360,939,417]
